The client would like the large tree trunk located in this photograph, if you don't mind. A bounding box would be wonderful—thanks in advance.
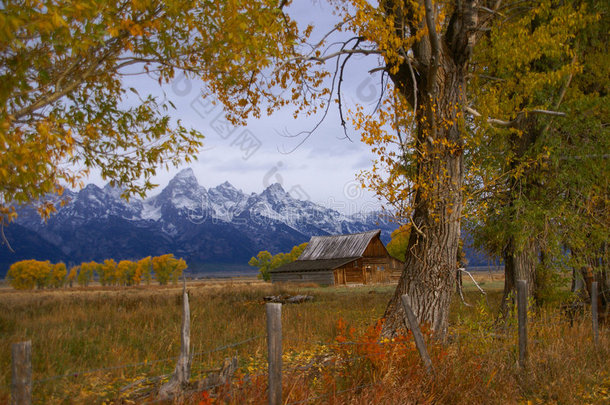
[381,77,464,339]
[381,0,479,339]
[501,236,537,314]
[382,188,462,339]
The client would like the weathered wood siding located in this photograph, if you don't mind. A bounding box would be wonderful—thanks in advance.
[271,232,405,286]
[362,237,388,258]
[330,237,404,285]
[270,270,334,285]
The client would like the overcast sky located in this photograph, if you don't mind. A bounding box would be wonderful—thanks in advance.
[85,1,388,215]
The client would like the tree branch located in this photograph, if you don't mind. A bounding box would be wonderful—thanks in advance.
[529,109,567,117]
[278,37,361,153]
[306,19,354,55]
[456,270,472,306]
[465,106,566,127]
[306,48,381,63]
[423,0,440,96]
[479,5,504,16]
[400,47,418,119]
[1,221,15,253]
[12,37,124,121]
[337,39,362,141]
[465,106,511,126]
[459,268,487,296]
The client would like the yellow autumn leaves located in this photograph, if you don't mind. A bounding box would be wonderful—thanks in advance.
[1,0,303,226]
[6,254,186,290]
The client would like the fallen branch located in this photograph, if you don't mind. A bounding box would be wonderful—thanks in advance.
[401,295,434,375]
[264,295,314,304]
[456,269,472,307]
[458,268,487,296]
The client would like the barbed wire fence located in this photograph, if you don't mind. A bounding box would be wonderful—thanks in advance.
[5,298,425,404]
[6,334,269,403]
[5,280,603,404]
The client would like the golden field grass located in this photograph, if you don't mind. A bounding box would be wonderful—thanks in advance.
[0,273,608,404]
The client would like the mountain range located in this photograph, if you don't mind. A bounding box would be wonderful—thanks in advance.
[1,169,401,276]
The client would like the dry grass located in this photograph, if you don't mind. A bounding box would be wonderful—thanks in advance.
[0,281,393,403]
[0,276,608,404]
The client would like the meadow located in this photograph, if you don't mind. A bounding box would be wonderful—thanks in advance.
[0,274,608,404]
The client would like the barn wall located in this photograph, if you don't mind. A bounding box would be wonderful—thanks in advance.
[345,267,365,283]
[271,271,335,285]
[334,259,395,285]
[333,261,365,284]
[336,257,403,284]
[362,237,387,258]
[358,236,400,284]
[364,255,405,283]
[271,235,405,286]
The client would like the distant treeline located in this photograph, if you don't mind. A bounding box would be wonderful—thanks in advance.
[5,254,186,290]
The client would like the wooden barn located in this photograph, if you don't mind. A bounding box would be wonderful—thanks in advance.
[270,230,403,285]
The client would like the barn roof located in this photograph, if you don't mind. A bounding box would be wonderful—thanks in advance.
[271,258,357,273]
[297,230,381,261]
[270,230,383,274]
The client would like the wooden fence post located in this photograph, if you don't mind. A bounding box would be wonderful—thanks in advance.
[591,281,599,346]
[517,280,528,368]
[266,303,282,405]
[11,341,32,405]
[400,295,433,375]
[159,280,192,399]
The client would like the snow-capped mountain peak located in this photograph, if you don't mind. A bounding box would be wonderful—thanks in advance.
[149,168,207,212]
[10,169,395,271]
[174,167,197,180]
[209,181,245,201]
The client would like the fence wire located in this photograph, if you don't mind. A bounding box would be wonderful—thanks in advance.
[6,331,426,405]
[31,334,265,385]
[33,356,177,384]
[192,334,265,359]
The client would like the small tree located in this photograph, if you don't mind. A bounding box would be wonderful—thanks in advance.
[78,261,100,287]
[49,263,67,288]
[249,243,308,281]
[7,260,38,290]
[117,260,138,286]
[33,261,52,289]
[249,251,273,281]
[170,258,187,285]
[152,254,186,285]
[67,266,78,288]
[137,256,152,285]
[101,259,118,286]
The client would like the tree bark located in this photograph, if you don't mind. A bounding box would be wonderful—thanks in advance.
[381,0,479,340]
[382,162,462,339]
[501,236,537,314]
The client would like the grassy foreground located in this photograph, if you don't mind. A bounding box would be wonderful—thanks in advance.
[0,275,607,404]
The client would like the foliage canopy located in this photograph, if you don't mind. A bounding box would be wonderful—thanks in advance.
[0,0,301,223]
